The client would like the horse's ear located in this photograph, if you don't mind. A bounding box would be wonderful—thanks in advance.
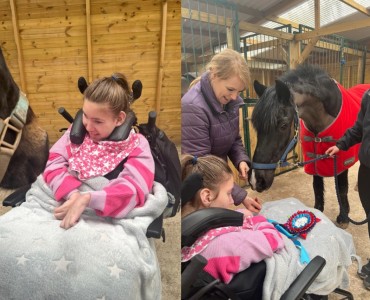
[253,80,267,97]
[275,80,291,105]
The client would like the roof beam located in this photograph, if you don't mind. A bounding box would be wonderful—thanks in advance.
[238,21,294,40]
[239,0,305,25]
[182,47,207,55]
[182,7,294,40]
[294,18,370,40]
[234,5,298,28]
[339,0,370,16]
[296,0,320,64]
[181,25,227,41]
[265,15,300,29]
[315,0,320,29]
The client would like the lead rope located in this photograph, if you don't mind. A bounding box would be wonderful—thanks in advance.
[297,154,369,225]
[295,154,330,167]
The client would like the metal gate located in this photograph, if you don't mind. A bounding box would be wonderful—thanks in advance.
[299,25,367,88]
[181,0,239,87]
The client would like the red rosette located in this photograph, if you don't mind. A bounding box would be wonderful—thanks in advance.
[284,210,320,238]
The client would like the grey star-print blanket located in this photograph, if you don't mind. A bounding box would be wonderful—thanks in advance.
[0,175,167,300]
[260,198,356,299]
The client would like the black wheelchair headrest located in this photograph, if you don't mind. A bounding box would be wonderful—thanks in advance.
[77,76,143,103]
[181,173,203,208]
[181,208,243,248]
[70,109,137,145]
[78,77,88,94]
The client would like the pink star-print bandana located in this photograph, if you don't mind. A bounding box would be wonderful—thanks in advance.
[181,216,254,262]
[68,129,139,180]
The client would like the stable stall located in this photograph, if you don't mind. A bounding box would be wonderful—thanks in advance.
[1,0,181,145]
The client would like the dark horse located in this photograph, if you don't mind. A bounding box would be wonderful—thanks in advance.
[249,64,370,228]
[0,47,49,189]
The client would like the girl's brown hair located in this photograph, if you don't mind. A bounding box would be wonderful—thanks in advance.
[83,72,131,116]
[181,154,233,217]
[189,48,251,89]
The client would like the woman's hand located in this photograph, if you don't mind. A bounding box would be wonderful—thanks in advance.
[54,192,91,230]
[325,145,340,156]
[238,161,250,181]
[242,196,262,213]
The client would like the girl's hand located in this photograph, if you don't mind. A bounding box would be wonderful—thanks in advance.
[54,192,91,229]
[325,145,340,156]
[238,161,249,181]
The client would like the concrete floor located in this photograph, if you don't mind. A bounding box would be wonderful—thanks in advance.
[245,162,369,299]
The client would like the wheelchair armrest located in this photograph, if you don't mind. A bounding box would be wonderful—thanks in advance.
[280,255,326,300]
[181,254,208,299]
[2,184,31,207]
[146,213,164,241]
[181,208,243,247]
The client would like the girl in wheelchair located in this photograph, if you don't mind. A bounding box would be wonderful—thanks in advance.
[0,73,167,299]
[45,73,154,229]
[181,154,357,299]
[181,154,285,284]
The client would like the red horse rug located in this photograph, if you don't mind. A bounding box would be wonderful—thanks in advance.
[300,83,370,177]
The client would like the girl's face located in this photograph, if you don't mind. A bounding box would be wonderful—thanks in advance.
[82,100,125,142]
[211,74,245,106]
[209,175,234,209]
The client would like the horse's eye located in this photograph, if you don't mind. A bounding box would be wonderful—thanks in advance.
[280,123,288,130]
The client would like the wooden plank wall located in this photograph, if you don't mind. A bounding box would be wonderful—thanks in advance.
[0,0,181,145]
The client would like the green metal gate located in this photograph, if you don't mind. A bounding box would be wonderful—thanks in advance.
[181,0,239,84]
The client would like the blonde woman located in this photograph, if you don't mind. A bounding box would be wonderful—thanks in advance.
[181,48,260,212]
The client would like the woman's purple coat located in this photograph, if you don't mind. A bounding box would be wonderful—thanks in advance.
[181,72,250,205]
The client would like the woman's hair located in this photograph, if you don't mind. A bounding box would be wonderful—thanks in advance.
[189,48,251,88]
[83,72,131,115]
[181,154,233,217]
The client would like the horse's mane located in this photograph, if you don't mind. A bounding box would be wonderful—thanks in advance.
[251,86,293,134]
[253,65,342,137]
[280,64,331,92]
[280,64,341,117]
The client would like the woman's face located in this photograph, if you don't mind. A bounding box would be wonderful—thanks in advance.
[82,100,125,142]
[211,74,245,106]
[209,175,234,209]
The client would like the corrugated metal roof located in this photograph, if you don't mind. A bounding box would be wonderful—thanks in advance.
[183,0,370,41]
[182,0,370,76]
[270,0,368,29]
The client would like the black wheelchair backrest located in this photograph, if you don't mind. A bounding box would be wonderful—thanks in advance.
[181,208,243,247]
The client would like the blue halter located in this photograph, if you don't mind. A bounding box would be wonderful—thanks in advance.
[252,107,299,170]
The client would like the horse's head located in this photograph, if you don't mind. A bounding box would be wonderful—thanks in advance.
[0,47,21,120]
[249,79,296,192]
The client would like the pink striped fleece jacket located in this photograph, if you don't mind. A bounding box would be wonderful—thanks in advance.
[43,131,154,218]
[181,214,285,284]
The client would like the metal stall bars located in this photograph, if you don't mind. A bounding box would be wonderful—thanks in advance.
[181,0,239,88]
[299,24,367,87]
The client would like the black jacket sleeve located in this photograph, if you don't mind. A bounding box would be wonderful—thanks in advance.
[336,91,369,151]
